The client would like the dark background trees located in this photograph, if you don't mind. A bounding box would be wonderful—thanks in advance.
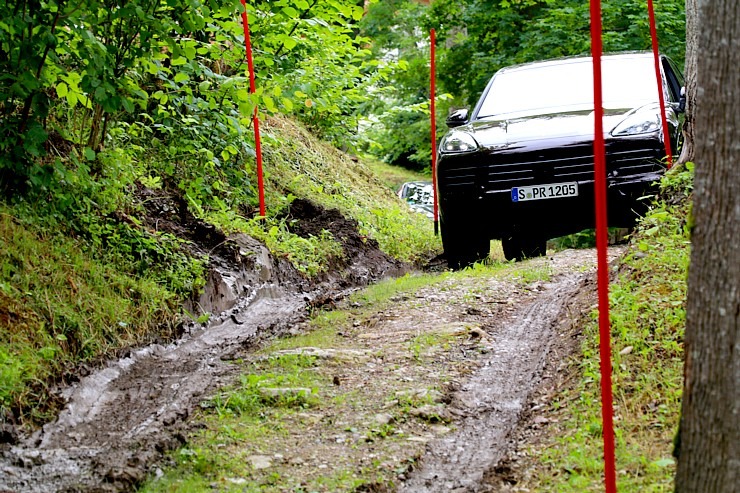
[675,0,739,489]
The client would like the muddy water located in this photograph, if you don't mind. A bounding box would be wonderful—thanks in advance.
[1,286,306,492]
[0,232,403,492]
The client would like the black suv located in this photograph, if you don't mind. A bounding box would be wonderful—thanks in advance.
[437,52,684,266]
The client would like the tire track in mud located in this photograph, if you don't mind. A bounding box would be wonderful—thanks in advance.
[399,252,615,493]
[0,286,308,492]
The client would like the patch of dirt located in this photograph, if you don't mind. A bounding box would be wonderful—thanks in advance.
[287,198,407,284]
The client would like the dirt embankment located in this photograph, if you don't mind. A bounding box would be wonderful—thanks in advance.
[0,196,617,492]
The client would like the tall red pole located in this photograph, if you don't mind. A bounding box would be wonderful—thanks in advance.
[240,0,266,216]
[647,0,674,168]
[430,28,439,236]
[589,1,618,492]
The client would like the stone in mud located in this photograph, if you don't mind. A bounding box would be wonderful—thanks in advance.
[247,455,273,469]
[409,404,452,423]
[395,388,444,403]
[373,413,395,425]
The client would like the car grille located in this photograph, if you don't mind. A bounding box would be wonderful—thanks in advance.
[439,141,666,193]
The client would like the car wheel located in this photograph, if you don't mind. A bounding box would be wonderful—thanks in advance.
[440,215,490,269]
[502,235,547,261]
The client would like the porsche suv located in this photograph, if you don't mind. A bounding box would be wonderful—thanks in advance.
[437,52,685,266]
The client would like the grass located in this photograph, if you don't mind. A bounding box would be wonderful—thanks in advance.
[0,207,182,423]
[522,165,693,491]
[260,117,441,264]
[364,157,431,191]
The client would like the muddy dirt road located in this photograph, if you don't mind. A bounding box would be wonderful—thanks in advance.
[0,242,621,492]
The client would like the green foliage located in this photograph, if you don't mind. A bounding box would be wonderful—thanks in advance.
[0,206,187,422]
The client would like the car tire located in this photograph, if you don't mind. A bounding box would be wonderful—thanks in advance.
[440,215,490,269]
[502,235,547,261]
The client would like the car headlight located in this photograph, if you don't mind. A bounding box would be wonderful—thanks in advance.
[611,111,661,137]
[440,131,479,153]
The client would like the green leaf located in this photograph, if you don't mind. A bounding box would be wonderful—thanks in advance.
[174,72,189,83]
[282,6,299,18]
[281,97,294,111]
[352,6,364,21]
[56,82,68,97]
[121,98,135,113]
[262,95,276,112]
[84,148,96,161]
[282,36,297,51]
[183,45,197,60]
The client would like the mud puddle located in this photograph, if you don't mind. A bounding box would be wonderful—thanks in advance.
[0,228,405,492]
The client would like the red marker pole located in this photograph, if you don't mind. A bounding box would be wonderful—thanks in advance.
[430,28,439,236]
[589,1,618,492]
[240,0,266,216]
[647,0,674,168]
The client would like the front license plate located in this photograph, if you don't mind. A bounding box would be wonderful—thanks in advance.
[511,182,579,202]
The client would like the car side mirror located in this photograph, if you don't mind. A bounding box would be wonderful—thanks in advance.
[678,86,686,113]
[446,108,469,128]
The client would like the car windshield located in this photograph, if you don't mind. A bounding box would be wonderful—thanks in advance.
[476,56,658,119]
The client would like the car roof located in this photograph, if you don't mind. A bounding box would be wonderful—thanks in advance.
[496,51,654,76]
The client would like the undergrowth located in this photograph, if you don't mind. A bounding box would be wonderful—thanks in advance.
[524,163,693,491]
[0,205,191,423]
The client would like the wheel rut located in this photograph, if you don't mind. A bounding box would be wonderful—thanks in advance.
[399,269,589,492]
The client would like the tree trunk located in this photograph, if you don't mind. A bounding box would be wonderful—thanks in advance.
[675,0,739,491]
[679,0,698,164]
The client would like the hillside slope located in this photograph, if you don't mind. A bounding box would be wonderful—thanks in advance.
[0,116,440,430]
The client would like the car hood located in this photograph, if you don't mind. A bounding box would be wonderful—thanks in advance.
[463,107,644,149]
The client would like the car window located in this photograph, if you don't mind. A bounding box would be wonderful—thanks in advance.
[662,58,683,101]
[476,56,658,119]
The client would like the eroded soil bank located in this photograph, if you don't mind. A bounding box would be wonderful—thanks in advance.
[0,200,407,492]
[0,224,620,492]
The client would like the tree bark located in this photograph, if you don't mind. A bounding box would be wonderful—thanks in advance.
[675,0,739,491]
[679,0,698,164]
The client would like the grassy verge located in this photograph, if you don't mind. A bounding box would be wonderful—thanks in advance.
[0,206,190,423]
[521,165,693,491]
